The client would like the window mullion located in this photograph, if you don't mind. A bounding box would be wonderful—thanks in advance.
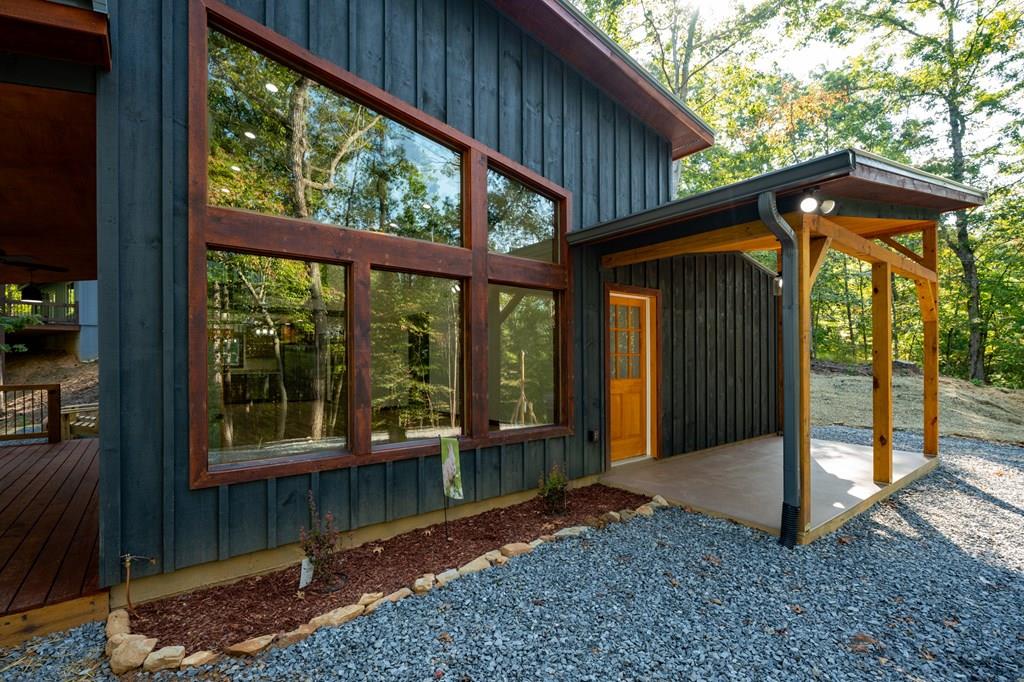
[466,149,490,438]
[349,260,372,455]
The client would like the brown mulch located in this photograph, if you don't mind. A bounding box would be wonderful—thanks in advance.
[130,484,648,652]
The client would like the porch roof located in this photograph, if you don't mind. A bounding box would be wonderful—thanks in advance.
[567,149,986,247]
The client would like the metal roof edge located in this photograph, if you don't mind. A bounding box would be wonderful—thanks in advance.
[567,150,855,245]
[849,149,988,200]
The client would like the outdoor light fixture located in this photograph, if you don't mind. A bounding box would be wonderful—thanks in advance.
[799,195,819,213]
[20,284,44,304]
[244,131,256,140]
[820,199,837,215]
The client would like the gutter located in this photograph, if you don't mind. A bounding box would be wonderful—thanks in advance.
[757,191,801,549]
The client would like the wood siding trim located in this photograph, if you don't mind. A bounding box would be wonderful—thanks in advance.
[187,0,573,488]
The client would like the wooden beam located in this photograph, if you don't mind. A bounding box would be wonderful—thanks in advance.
[808,236,832,286]
[872,261,893,484]
[880,236,925,265]
[797,215,813,532]
[921,224,939,456]
[811,216,936,283]
[601,221,772,268]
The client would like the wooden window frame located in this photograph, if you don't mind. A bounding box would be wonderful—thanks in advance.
[188,0,573,488]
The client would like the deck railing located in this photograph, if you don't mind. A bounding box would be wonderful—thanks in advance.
[0,384,61,443]
[0,300,79,325]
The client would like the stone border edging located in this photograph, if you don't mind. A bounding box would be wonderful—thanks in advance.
[104,494,670,675]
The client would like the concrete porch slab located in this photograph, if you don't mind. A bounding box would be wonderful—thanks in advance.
[600,436,937,543]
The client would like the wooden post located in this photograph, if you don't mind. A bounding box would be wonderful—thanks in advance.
[46,385,62,444]
[872,261,893,484]
[797,215,813,531]
[922,225,939,456]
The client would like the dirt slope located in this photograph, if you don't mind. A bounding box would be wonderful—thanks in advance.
[3,351,98,406]
[812,368,1024,444]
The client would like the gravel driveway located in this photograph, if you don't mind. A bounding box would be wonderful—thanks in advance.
[3,427,1022,681]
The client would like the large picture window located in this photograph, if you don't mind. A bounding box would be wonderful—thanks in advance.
[189,1,570,487]
[206,251,347,465]
[370,271,462,445]
[207,29,461,246]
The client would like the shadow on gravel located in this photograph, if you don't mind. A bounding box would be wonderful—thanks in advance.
[934,469,1024,519]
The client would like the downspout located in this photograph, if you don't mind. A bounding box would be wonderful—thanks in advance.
[757,191,801,548]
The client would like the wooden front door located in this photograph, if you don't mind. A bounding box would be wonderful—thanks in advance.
[608,291,656,462]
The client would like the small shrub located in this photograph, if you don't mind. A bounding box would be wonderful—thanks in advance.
[299,490,342,583]
[538,464,568,515]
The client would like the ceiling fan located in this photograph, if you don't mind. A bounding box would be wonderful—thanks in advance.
[0,250,68,273]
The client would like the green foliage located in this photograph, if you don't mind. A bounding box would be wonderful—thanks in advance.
[298,490,342,582]
[576,0,1024,387]
[538,463,568,515]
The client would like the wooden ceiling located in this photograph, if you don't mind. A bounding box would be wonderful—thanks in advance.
[0,82,96,285]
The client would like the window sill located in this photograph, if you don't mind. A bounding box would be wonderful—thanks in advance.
[189,425,573,489]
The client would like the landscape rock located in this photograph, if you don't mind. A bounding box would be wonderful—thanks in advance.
[109,636,157,674]
[482,549,503,564]
[413,574,435,594]
[142,645,185,673]
[277,623,318,647]
[105,632,144,658]
[435,568,460,587]
[553,525,589,539]
[650,494,669,508]
[309,604,364,629]
[636,504,655,517]
[583,515,607,529]
[529,539,544,549]
[458,556,492,576]
[539,534,558,542]
[180,650,219,668]
[500,542,533,558]
[225,634,276,656]
[618,508,637,521]
[105,609,130,639]
[494,554,509,565]
[366,588,413,614]
[358,591,384,606]
[601,511,622,524]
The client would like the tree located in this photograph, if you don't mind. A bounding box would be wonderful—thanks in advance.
[787,0,1024,381]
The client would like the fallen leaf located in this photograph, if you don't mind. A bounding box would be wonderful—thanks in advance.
[789,604,805,615]
[837,535,854,545]
[437,632,453,644]
[920,647,935,661]
[709,597,722,605]
[703,554,722,566]
[943,616,960,628]
[371,545,384,556]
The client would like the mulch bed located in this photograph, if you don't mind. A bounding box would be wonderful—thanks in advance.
[131,484,648,652]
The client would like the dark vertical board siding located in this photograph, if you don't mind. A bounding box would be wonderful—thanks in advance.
[580,83,599,227]
[473,4,498,149]
[497,17,521,160]
[310,0,349,69]
[542,52,562,186]
[522,37,543,174]
[601,252,778,457]
[384,0,416,104]
[101,0,674,584]
[417,0,446,120]
[445,0,473,135]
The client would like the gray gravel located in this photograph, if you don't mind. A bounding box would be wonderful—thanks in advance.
[3,427,1022,681]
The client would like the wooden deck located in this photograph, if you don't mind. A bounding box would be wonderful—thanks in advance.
[0,439,101,618]
[601,436,937,543]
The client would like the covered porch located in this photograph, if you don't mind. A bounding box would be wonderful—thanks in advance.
[568,149,985,544]
[602,435,937,541]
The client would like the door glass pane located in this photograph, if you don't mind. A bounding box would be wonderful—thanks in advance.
[629,331,639,353]
[206,250,348,467]
[207,29,462,245]
[370,271,462,445]
[617,330,627,354]
[617,356,629,378]
[629,355,640,378]
[629,306,640,329]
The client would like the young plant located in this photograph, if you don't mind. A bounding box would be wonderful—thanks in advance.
[299,490,342,584]
[538,463,568,515]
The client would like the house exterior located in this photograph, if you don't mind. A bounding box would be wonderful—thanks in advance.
[0,0,983,634]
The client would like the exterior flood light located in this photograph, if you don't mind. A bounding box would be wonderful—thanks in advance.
[820,199,837,214]
[799,196,819,213]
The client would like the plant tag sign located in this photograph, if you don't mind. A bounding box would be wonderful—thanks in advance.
[440,437,463,500]
[298,557,314,590]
